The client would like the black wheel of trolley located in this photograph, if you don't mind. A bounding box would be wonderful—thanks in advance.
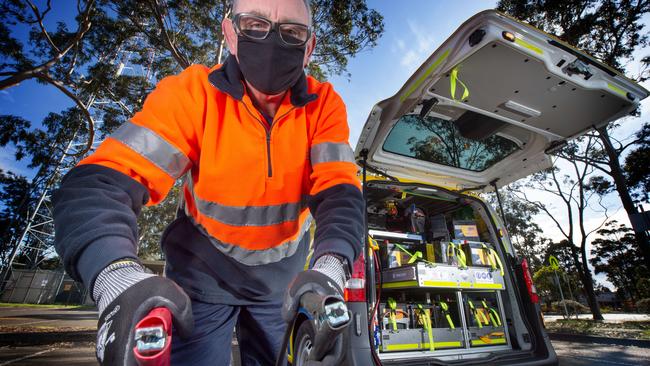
[293,320,315,366]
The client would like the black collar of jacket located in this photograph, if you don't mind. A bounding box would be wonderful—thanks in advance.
[208,55,318,107]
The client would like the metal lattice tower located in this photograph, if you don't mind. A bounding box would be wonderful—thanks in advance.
[0,42,156,288]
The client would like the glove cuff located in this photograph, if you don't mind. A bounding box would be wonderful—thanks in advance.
[93,260,155,314]
[312,254,349,292]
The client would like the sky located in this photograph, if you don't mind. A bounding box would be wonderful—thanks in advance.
[2,1,649,289]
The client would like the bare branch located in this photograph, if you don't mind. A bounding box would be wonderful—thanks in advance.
[511,187,571,240]
[550,167,571,205]
[25,0,59,53]
[582,182,611,239]
[147,0,191,69]
[0,0,95,90]
[34,72,94,156]
[102,88,133,116]
[620,136,645,152]
[562,153,612,175]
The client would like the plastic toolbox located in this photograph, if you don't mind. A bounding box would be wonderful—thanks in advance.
[381,262,505,290]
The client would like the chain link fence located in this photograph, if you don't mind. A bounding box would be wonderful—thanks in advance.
[0,269,92,305]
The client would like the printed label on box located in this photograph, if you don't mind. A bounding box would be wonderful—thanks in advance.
[474,270,495,284]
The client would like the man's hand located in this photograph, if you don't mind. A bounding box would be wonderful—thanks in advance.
[282,255,350,365]
[282,254,348,323]
[93,262,193,365]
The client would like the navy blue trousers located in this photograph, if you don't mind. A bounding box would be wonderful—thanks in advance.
[171,299,287,366]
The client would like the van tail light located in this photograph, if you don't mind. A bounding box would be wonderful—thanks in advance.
[344,252,366,302]
[520,258,539,304]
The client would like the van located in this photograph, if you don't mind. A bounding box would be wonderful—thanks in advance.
[287,10,648,366]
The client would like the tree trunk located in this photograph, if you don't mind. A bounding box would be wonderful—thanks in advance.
[597,126,650,270]
[568,241,604,320]
[580,239,604,320]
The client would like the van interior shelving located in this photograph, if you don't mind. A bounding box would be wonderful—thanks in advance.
[365,180,529,362]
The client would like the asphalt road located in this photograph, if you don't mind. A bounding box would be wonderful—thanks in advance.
[0,339,648,365]
[0,342,96,366]
[1,306,648,365]
[0,306,97,330]
[553,339,649,365]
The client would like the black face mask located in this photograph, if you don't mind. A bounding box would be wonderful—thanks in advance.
[236,31,306,95]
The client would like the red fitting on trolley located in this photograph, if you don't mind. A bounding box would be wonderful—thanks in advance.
[133,307,173,366]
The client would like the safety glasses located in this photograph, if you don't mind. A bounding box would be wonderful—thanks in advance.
[233,13,311,47]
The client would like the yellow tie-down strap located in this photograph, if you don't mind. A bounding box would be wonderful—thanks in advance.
[447,242,467,269]
[482,300,502,327]
[439,301,455,329]
[468,300,489,328]
[487,247,504,276]
[393,242,435,266]
[387,297,398,331]
[416,304,434,351]
[450,67,470,102]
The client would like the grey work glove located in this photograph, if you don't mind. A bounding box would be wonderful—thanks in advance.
[282,254,348,323]
[93,261,194,366]
[282,255,350,365]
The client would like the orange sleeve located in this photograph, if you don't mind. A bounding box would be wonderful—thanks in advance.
[309,83,361,195]
[79,65,207,204]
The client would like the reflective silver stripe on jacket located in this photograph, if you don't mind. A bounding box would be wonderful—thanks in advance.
[185,206,313,266]
[310,142,355,165]
[186,176,309,227]
[110,121,191,179]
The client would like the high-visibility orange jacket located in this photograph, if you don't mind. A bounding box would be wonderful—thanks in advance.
[53,56,364,303]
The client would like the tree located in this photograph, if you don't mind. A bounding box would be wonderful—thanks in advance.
[0,108,89,271]
[308,0,384,79]
[624,123,650,203]
[0,0,385,263]
[497,0,650,278]
[136,184,182,260]
[542,239,582,300]
[0,0,94,88]
[543,240,577,272]
[487,189,548,271]
[533,265,577,311]
[0,0,98,154]
[510,137,611,320]
[590,221,648,300]
[104,0,384,81]
[0,169,33,266]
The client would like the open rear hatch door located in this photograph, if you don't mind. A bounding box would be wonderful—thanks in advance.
[355,10,648,190]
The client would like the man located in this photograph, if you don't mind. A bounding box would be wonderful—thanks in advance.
[52,0,364,364]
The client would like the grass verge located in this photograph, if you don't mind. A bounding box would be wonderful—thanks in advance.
[546,319,650,340]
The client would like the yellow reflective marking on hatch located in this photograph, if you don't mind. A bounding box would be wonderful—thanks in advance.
[400,49,450,102]
[514,38,543,55]
[607,82,627,97]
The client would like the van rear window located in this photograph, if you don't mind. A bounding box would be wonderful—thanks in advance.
[382,114,520,172]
